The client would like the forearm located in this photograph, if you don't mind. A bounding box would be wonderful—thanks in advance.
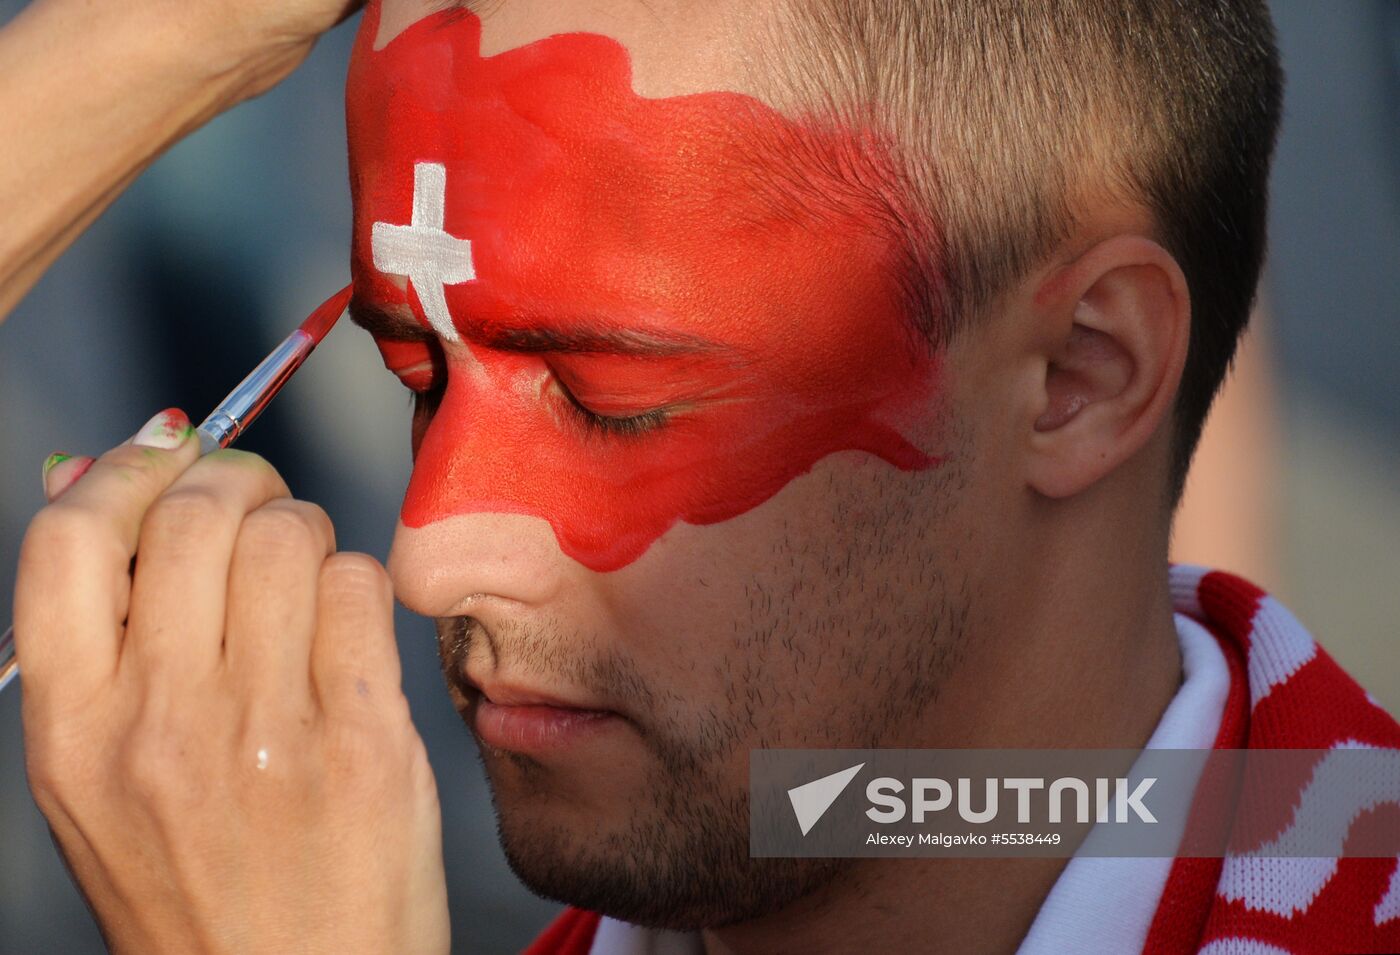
[0,0,290,319]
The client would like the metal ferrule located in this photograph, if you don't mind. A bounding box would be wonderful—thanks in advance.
[194,329,315,455]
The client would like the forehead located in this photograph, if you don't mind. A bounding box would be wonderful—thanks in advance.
[347,2,922,353]
[375,0,773,98]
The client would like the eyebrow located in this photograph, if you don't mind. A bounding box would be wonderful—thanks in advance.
[347,300,725,358]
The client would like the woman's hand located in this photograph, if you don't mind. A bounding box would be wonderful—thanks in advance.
[165,0,365,100]
[0,0,363,319]
[14,410,450,955]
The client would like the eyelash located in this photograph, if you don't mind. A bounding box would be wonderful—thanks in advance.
[550,375,670,439]
[404,364,669,439]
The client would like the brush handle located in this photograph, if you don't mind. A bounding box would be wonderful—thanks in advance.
[0,626,14,694]
[196,328,315,453]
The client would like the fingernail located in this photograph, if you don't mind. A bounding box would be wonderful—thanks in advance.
[42,452,72,478]
[131,408,193,450]
[42,453,95,501]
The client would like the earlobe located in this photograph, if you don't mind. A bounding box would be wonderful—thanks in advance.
[1026,237,1191,499]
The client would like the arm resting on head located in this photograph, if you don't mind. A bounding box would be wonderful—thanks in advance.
[0,0,359,321]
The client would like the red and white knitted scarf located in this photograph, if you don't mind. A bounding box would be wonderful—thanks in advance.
[524,567,1400,955]
[1140,567,1400,954]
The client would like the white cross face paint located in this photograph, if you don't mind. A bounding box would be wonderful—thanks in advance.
[371,162,475,342]
[255,748,269,771]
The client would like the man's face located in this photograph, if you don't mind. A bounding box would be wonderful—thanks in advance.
[347,0,979,928]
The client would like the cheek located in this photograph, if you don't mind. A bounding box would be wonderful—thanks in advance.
[591,449,955,747]
[403,339,940,573]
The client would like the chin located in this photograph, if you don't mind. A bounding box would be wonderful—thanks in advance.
[479,745,846,930]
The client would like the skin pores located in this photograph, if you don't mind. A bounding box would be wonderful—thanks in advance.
[347,2,943,572]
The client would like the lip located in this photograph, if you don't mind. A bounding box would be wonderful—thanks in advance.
[464,675,624,754]
[464,671,610,709]
[473,698,621,753]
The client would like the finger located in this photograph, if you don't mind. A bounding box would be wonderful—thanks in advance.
[224,499,336,705]
[123,450,292,685]
[311,553,403,714]
[14,410,199,692]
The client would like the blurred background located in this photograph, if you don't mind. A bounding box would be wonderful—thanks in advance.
[0,1,1397,951]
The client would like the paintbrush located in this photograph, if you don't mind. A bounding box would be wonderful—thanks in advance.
[0,284,354,695]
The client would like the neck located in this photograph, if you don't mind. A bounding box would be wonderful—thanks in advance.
[705,486,1184,955]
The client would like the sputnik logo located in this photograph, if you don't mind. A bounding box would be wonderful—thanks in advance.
[787,763,865,836]
[372,162,476,343]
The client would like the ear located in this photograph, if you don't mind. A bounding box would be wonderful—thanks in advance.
[1025,236,1190,499]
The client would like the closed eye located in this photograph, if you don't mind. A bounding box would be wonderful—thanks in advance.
[548,374,670,439]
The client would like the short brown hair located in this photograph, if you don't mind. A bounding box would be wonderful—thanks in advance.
[772,0,1284,499]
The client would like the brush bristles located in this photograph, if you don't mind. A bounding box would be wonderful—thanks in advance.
[298,284,354,345]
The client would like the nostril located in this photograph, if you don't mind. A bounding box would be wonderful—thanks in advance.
[435,615,493,695]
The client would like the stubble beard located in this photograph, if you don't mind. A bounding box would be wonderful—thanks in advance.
[443,598,967,928]
[440,456,968,930]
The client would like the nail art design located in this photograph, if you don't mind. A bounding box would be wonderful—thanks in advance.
[132,409,193,450]
[41,454,95,501]
[42,452,72,479]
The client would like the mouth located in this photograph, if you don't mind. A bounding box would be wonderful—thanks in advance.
[463,675,626,754]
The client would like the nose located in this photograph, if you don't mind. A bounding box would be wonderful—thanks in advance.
[387,512,577,618]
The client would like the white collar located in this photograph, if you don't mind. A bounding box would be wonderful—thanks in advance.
[1015,612,1230,955]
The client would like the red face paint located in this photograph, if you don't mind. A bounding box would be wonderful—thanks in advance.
[347,2,942,572]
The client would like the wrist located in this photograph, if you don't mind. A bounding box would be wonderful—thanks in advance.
[33,0,312,115]
[136,2,318,110]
